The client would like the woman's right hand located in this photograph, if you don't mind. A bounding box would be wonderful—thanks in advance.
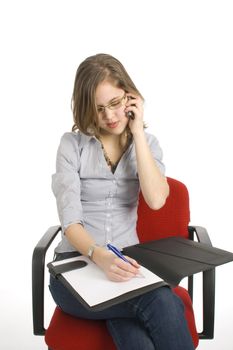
[92,246,141,282]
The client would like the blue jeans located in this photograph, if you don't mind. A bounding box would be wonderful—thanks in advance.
[49,253,195,350]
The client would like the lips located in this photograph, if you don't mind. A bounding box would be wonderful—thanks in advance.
[106,121,119,129]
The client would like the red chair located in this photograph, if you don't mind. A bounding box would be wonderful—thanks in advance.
[32,177,215,349]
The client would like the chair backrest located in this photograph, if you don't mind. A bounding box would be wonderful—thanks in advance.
[137,177,190,242]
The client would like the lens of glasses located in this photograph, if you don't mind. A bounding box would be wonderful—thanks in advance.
[97,94,126,113]
[109,99,123,110]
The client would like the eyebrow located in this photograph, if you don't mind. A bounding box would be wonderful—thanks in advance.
[97,95,122,107]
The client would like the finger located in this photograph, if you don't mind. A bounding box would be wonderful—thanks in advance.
[125,94,137,104]
[108,272,133,282]
[126,93,138,100]
[111,261,138,278]
[124,256,141,268]
[125,98,143,113]
[115,259,140,276]
[125,98,138,109]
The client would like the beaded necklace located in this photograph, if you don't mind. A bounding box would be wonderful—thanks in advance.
[99,133,132,173]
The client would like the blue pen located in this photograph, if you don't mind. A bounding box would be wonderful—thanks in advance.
[107,243,144,277]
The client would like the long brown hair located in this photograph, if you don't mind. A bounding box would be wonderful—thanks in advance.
[71,53,144,136]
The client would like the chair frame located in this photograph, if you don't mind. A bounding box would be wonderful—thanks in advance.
[32,224,215,345]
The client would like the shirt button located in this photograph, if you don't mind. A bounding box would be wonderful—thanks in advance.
[106,227,110,232]
[106,213,111,218]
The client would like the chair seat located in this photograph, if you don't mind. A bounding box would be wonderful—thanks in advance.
[45,286,199,350]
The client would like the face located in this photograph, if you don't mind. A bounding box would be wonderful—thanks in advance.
[95,81,129,136]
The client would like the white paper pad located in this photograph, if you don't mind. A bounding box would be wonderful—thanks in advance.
[51,256,163,307]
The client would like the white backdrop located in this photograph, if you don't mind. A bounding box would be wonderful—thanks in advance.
[0,1,232,349]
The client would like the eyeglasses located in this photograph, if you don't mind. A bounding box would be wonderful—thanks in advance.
[97,93,126,114]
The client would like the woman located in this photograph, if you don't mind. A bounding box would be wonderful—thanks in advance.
[50,53,195,350]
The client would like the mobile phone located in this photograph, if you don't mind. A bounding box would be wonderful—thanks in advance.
[127,111,135,120]
[126,95,135,119]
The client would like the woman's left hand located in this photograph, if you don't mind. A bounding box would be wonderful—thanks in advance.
[125,93,144,135]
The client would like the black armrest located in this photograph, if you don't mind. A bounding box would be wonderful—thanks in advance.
[32,225,61,335]
[188,225,215,340]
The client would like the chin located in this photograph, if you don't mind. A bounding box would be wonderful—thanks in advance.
[101,124,127,135]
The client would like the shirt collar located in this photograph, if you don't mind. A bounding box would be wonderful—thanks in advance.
[77,131,99,149]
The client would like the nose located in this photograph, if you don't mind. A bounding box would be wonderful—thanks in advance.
[102,108,114,120]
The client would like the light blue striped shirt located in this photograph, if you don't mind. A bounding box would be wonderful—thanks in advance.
[52,131,165,253]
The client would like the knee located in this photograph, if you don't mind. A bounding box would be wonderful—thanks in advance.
[157,286,184,306]
[128,286,185,323]
[153,287,187,332]
[139,287,185,324]
[155,287,184,315]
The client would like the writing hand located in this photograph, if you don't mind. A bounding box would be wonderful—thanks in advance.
[93,246,141,282]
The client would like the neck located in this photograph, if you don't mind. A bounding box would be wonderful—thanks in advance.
[98,132,128,149]
[97,131,131,173]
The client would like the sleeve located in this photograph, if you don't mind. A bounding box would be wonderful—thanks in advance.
[146,133,166,175]
[51,132,83,231]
